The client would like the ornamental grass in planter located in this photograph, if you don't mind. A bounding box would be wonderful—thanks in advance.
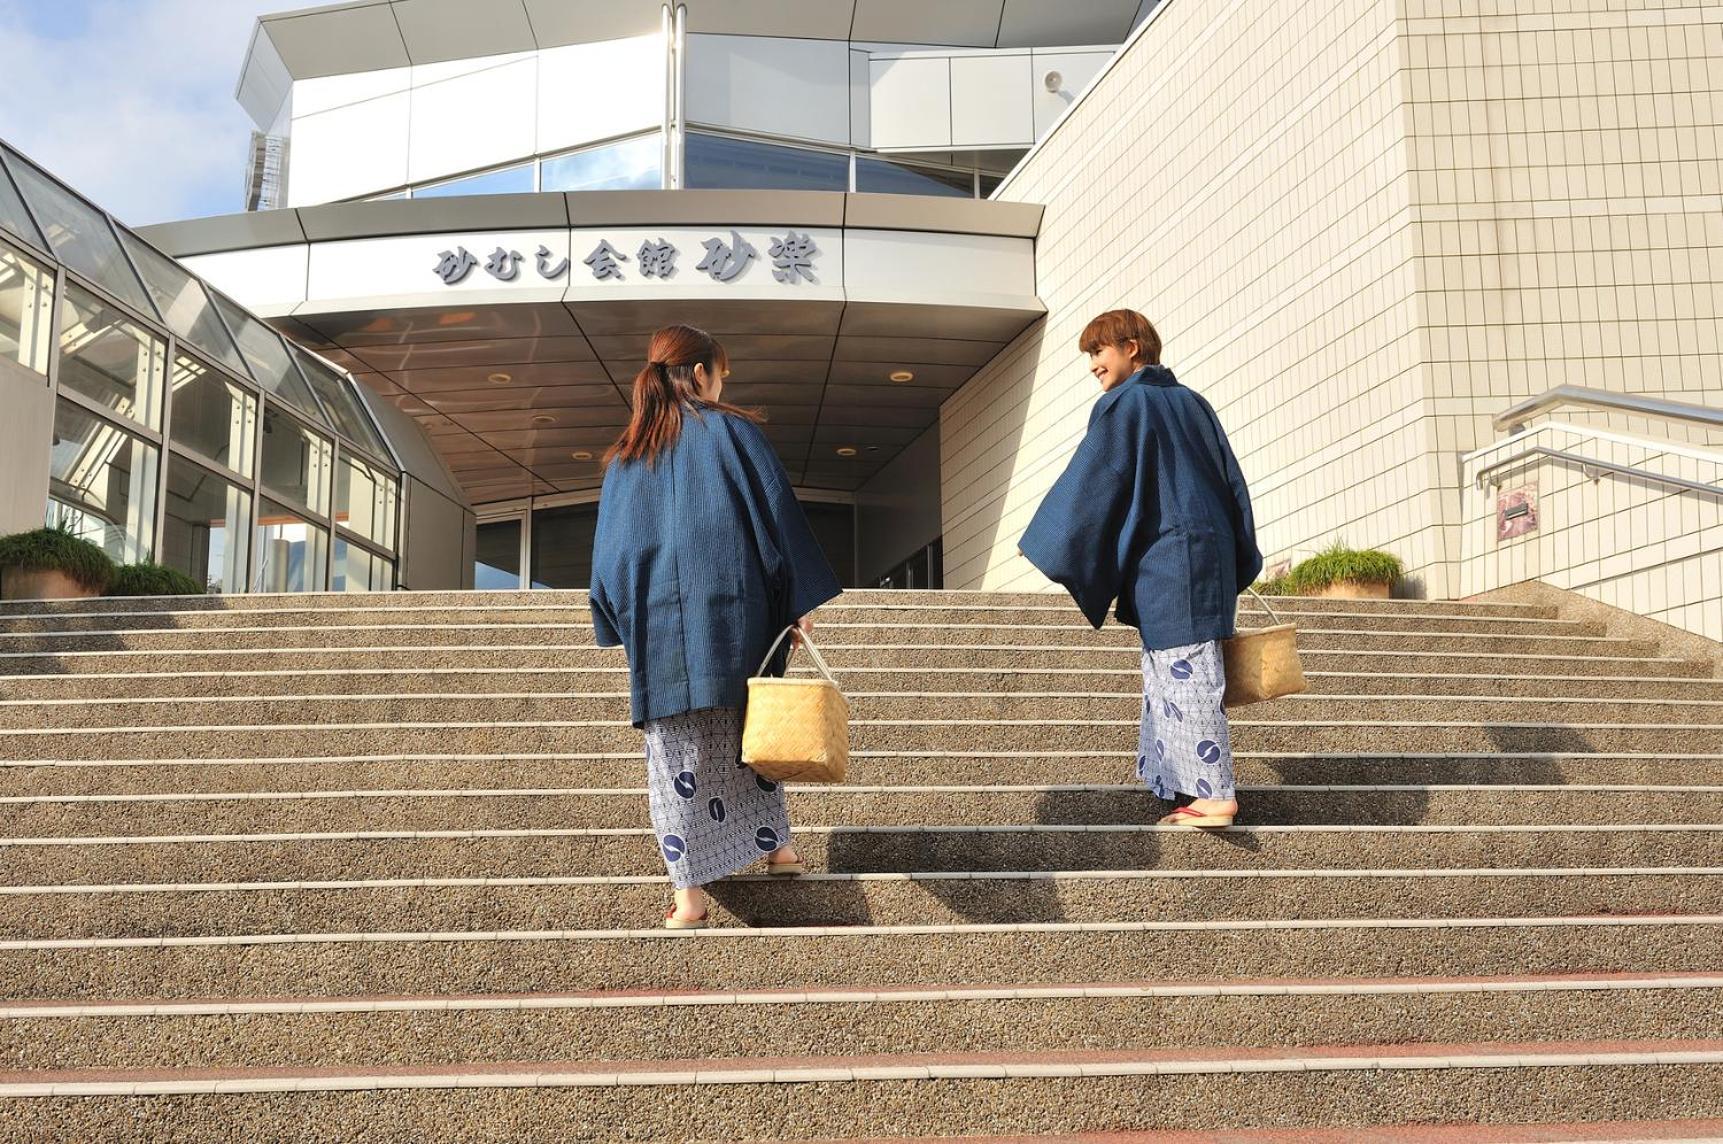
[1286,544,1403,599]
[0,526,117,600]
[108,563,206,598]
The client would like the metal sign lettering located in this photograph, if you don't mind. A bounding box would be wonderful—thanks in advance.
[433,232,818,286]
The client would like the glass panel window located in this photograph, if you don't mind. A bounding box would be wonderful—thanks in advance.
[474,518,522,589]
[163,455,251,593]
[57,283,167,429]
[47,400,159,565]
[291,348,391,460]
[979,172,1004,198]
[856,157,974,198]
[416,163,535,198]
[118,231,250,377]
[335,454,398,550]
[169,352,258,476]
[333,538,392,592]
[685,133,848,192]
[2,148,153,314]
[0,239,54,375]
[255,497,329,593]
[529,504,598,589]
[0,164,44,249]
[208,291,325,423]
[261,406,333,515]
[540,134,662,192]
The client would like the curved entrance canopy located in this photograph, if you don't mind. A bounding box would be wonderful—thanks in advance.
[141,189,1044,504]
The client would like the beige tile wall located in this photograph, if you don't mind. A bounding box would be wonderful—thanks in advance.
[1460,421,1723,640]
[943,0,1439,594]
[945,0,1723,609]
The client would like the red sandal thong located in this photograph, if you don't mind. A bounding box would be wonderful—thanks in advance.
[1157,806,1235,828]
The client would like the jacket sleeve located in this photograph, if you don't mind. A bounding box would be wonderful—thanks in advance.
[731,418,843,620]
[587,499,623,647]
[1017,426,1137,630]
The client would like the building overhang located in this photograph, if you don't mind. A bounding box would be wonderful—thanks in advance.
[140,190,1045,505]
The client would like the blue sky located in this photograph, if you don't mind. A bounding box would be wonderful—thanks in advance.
[0,0,282,226]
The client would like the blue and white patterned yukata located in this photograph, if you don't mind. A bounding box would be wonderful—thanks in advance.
[644,706,792,889]
[1136,639,1237,802]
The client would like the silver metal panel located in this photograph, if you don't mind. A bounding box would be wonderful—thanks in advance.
[998,0,1138,49]
[400,476,471,588]
[855,422,939,582]
[586,331,835,360]
[0,359,52,538]
[356,383,469,505]
[297,302,584,345]
[390,0,536,65]
[851,0,1005,47]
[391,359,612,391]
[261,3,409,80]
[417,385,625,414]
[352,335,598,371]
[522,0,665,46]
[298,194,570,242]
[135,212,309,258]
[685,34,854,147]
[828,359,974,386]
[565,297,844,337]
[823,383,952,409]
[683,0,854,40]
[839,301,1039,341]
[843,193,1042,237]
[833,335,1003,365]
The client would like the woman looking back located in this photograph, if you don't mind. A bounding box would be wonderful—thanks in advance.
[588,324,843,929]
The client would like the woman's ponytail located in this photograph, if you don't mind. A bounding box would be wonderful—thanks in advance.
[605,325,763,466]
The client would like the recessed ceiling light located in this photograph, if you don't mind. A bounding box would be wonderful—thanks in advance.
[532,414,555,425]
[488,372,512,384]
[571,450,593,461]
[835,446,858,457]
[889,370,915,383]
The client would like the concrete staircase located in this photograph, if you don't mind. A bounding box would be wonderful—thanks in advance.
[0,588,1719,1140]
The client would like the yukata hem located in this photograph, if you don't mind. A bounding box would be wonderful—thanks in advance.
[1133,617,1238,653]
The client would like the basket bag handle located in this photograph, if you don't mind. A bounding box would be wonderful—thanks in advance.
[756,624,840,685]
[1244,586,1285,626]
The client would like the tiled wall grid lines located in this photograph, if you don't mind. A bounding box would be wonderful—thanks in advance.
[1460,423,1723,640]
[944,0,1723,631]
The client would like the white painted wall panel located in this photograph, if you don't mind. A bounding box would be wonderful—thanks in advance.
[407,59,539,184]
[292,67,412,117]
[287,93,411,206]
[686,35,853,147]
[950,53,1033,148]
[868,56,952,149]
[537,36,665,155]
[1030,51,1111,137]
[844,229,1033,307]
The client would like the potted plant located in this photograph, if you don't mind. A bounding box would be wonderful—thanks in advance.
[108,563,206,598]
[1286,543,1402,599]
[0,525,117,600]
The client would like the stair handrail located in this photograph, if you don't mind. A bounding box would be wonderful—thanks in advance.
[1465,420,1723,497]
[1494,384,1723,435]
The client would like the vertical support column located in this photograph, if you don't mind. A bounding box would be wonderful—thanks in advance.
[672,4,687,189]
[660,4,674,190]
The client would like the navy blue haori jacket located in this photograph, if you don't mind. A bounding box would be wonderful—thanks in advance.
[589,405,843,726]
[1018,364,1263,651]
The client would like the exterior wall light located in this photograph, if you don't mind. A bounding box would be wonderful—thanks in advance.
[889,370,915,383]
[1044,70,1064,93]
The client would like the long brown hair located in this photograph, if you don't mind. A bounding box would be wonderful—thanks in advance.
[604,324,764,466]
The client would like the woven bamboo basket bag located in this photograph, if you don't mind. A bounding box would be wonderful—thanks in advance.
[1221,589,1308,707]
[741,625,849,783]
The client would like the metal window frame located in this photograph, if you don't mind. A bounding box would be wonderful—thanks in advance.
[53,277,171,434]
[161,446,256,596]
[43,388,165,564]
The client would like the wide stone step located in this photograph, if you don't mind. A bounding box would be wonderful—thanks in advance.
[1,719,1717,759]
[6,752,1716,798]
[5,692,1721,731]
[3,666,1721,703]
[0,916,1714,1001]
[2,825,1715,885]
[0,623,1657,658]
[0,645,1702,678]
[1,975,1712,1074]
[0,588,1564,617]
[4,868,1720,939]
[1,784,1718,838]
[2,1041,1716,1141]
[0,605,1596,638]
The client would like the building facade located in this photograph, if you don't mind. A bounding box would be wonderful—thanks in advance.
[0,143,472,595]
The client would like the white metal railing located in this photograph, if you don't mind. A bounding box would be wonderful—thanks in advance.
[1493,383,1723,435]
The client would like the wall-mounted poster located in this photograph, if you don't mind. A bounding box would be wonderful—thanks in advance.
[1496,483,1538,541]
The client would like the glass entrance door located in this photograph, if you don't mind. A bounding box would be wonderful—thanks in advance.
[474,515,525,589]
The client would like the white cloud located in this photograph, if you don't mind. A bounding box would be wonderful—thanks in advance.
[0,0,282,227]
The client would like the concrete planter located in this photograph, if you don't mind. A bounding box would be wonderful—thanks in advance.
[1,566,101,601]
[1312,579,1392,600]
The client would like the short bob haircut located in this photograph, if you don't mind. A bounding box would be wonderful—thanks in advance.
[1078,309,1162,366]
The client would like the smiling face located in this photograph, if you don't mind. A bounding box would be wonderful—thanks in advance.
[1088,340,1142,391]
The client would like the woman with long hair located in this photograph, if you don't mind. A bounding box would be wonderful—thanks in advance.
[588,324,842,929]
